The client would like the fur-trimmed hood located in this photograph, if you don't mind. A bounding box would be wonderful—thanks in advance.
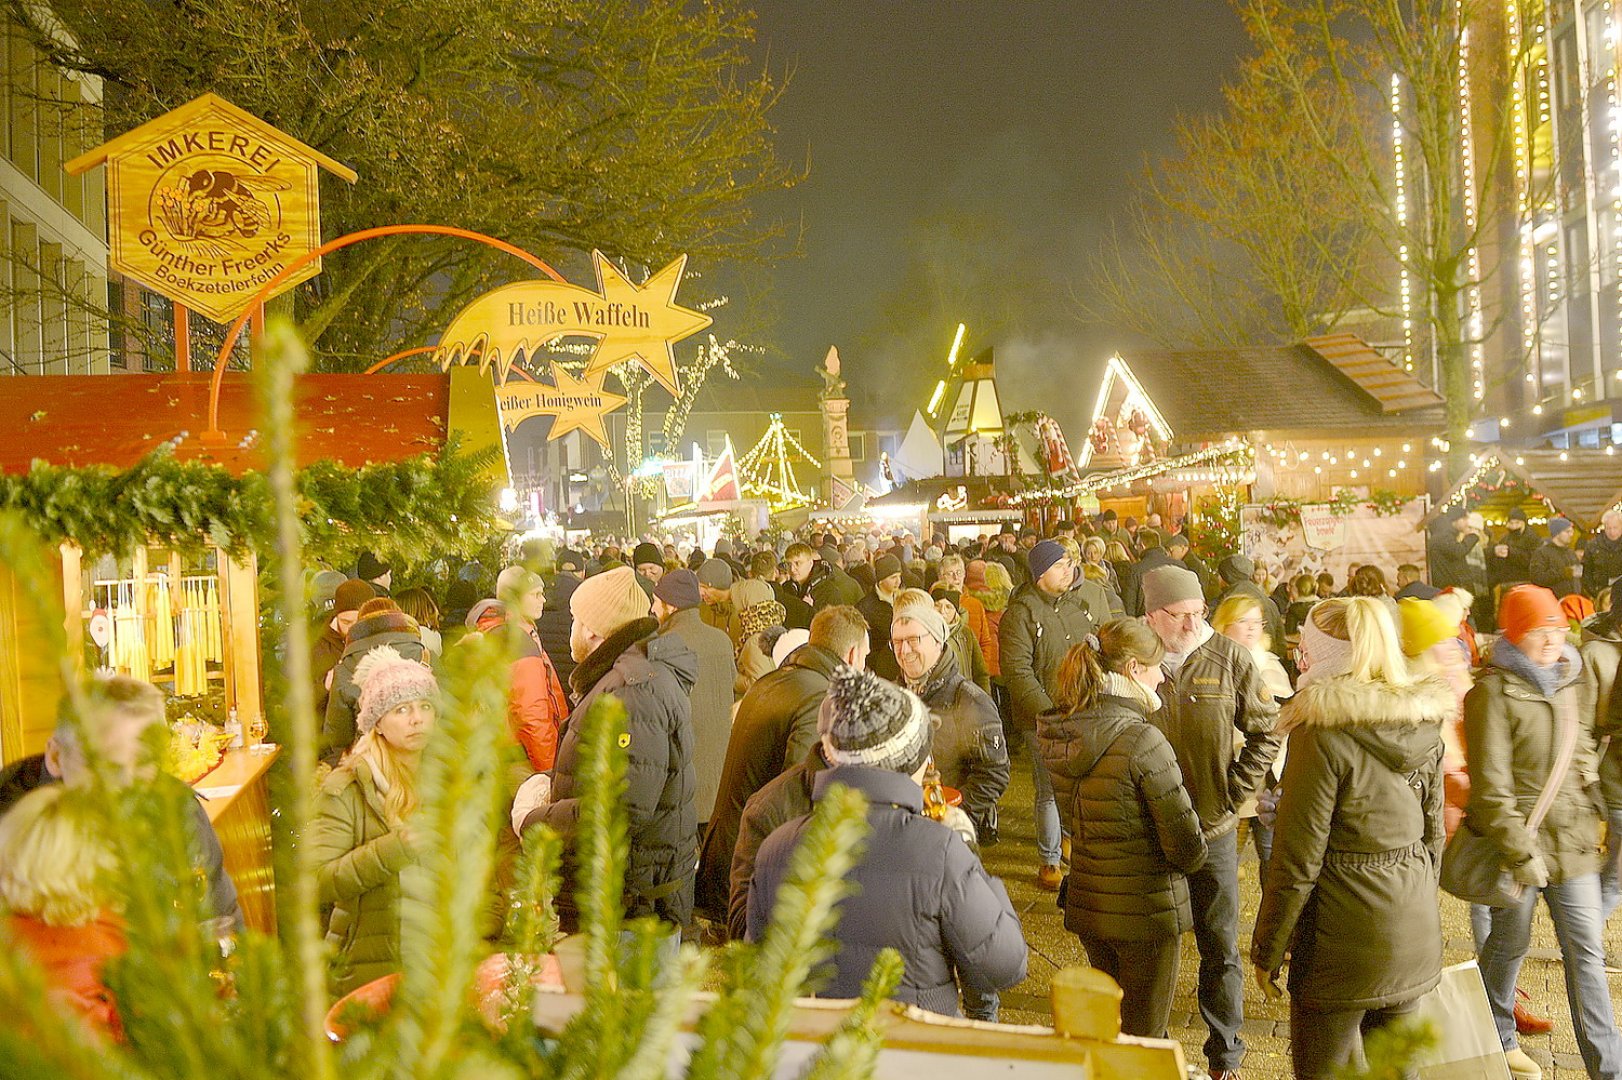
[1281,673,1454,774]
[1283,674,1455,731]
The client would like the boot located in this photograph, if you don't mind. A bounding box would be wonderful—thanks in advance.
[1503,1046,1541,1079]
[1036,864,1063,892]
[1515,987,1553,1036]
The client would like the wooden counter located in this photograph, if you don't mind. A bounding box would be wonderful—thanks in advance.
[194,745,278,935]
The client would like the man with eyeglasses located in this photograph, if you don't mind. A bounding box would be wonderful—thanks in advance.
[1142,564,1280,1080]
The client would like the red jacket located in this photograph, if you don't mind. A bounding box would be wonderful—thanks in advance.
[7,914,127,1039]
[476,610,569,770]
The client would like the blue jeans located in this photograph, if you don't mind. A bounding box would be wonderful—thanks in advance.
[1020,727,1062,866]
[1479,873,1622,1079]
[1187,828,1245,1072]
[1603,806,1622,921]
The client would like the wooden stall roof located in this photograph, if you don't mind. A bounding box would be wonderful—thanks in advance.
[1428,447,1622,529]
[1120,338,1445,440]
[1304,334,1447,414]
[0,373,453,475]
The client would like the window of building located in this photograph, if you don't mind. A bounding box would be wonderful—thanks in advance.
[646,430,668,455]
[706,430,729,458]
[847,431,867,461]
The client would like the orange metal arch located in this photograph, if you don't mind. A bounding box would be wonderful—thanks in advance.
[205,224,566,438]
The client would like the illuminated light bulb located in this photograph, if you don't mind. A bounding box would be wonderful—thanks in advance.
[1560,451,1569,461]
[1350,470,1359,478]
[1609,446,1617,456]
[1533,404,1544,415]
[1397,460,1407,468]
[1516,456,1526,465]
[1373,447,1382,457]
[1388,469,1397,478]
[1402,443,1411,452]
[1314,465,1323,474]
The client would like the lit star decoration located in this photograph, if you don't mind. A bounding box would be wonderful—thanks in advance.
[493,366,629,449]
[581,252,712,396]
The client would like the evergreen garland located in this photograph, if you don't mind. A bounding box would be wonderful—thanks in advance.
[0,441,501,566]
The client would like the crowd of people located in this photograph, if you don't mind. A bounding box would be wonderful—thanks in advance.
[5,511,1622,1080]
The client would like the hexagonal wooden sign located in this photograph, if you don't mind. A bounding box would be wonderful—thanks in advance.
[66,93,357,324]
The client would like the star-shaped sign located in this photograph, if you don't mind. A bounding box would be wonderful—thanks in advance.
[581,252,712,396]
[493,365,629,449]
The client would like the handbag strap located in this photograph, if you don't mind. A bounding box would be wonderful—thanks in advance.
[1525,692,1580,835]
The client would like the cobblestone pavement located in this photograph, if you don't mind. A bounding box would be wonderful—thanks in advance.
[983,755,1622,1079]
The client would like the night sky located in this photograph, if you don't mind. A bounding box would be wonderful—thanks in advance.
[742,0,1249,438]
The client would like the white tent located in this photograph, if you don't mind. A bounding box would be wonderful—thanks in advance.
[892,410,944,481]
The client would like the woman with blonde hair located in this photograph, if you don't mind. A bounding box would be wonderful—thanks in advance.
[1039,619,1206,1038]
[0,785,126,1038]
[1211,594,1293,867]
[1252,597,1452,1079]
[309,646,437,996]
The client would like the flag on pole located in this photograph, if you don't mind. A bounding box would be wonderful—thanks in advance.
[699,437,740,502]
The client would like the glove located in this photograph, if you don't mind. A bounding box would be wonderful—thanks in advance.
[1257,783,1281,830]
[1511,854,1549,889]
[511,773,552,837]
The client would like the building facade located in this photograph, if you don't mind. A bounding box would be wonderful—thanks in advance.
[0,11,109,375]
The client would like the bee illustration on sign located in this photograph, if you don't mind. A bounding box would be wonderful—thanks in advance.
[153,162,291,256]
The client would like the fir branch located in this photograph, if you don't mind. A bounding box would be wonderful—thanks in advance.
[796,949,903,1080]
[618,944,710,1080]
[503,824,562,958]
[386,633,508,1080]
[255,318,335,1080]
[687,783,872,1080]
[1338,1018,1436,1080]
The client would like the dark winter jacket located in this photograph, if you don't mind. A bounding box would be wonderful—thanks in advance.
[310,757,413,997]
[1464,639,1604,884]
[521,617,699,928]
[999,581,1104,732]
[1428,522,1482,591]
[694,642,844,922]
[1123,549,1178,618]
[1579,618,1622,809]
[908,650,1009,840]
[0,757,243,932]
[1586,533,1622,599]
[321,610,424,766]
[312,621,347,717]
[857,590,900,681]
[775,581,814,631]
[944,616,992,694]
[746,765,1028,1016]
[537,572,581,687]
[728,746,828,941]
[789,561,863,612]
[1529,540,1581,597]
[1040,688,1206,942]
[1487,528,1539,589]
[1150,630,1281,836]
[658,607,737,822]
[1251,674,1451,1011]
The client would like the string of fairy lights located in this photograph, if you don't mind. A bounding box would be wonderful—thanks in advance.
[736,413,823,509]
[1456,2,1486,403]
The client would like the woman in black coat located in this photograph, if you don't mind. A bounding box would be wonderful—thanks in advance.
[1039,618,1207,1038]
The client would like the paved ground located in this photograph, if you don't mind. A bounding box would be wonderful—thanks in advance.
[983,755,1622,1079]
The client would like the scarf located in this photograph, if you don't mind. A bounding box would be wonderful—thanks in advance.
[1103,670,1160,713]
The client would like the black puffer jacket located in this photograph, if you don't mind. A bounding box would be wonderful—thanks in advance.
[1040,687,1206,941]
[536,572,581,687]
[727,746,829,941]
[1253,674,1451,1011]
[909,650,1009,840]
[521,617,698,928]
[695,642,844,921]
[1529,540,1581,596]
[1587,533,1622,599]
[747,765,1028,1016]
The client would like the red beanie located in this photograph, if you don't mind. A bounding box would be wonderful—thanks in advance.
[1498,585,1565,645]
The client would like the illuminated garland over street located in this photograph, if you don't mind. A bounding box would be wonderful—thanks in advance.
[1008,442,1255,507]
[737,414,823,510]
